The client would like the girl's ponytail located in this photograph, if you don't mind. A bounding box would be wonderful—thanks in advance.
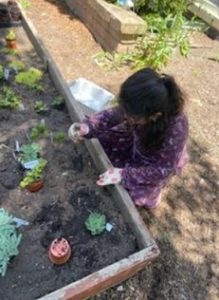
[161,73,185,116]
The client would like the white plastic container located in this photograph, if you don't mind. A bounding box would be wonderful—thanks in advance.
[69,78,115,112]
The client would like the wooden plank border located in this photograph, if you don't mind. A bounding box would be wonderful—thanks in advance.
[18,3,160,299]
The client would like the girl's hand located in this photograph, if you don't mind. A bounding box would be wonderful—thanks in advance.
[96,168,123,186]
[68,123,89,143]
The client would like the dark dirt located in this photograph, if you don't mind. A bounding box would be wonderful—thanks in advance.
[0,27,137,300]
[21,1,219,300]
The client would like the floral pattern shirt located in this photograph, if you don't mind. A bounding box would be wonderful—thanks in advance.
[83,107,189,208]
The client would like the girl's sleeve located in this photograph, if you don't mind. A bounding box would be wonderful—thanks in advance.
[82,106,121,139]
[121,115,189,188]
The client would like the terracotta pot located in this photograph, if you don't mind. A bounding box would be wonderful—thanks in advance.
[48,238,71,265]
[6,38,17,49]
[26,180,43,192]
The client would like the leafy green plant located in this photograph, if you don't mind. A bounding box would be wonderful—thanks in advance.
[51,96,65,109]
[34,100,49,113]
[54,131,66,144]
[0,208,22,277]
[0,87,20,108]
[85,213,106,235]
[2,48,18,56]
[15,67,43,90]
[0,65,3,79]
[6,30,16,41]
[20,143,40,163]
[20,159,47,188]
[9,60,25,72]
[30,121,48,140]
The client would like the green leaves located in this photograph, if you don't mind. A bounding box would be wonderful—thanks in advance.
[0,87,20,108]
[20,143,40,163]
[85,213,106,236]
[15,67,43,90]
[20,159,47,188]
[0,209,22,277]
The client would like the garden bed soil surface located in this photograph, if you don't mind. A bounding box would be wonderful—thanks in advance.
[22,1,219,300]
[0,27,137,300]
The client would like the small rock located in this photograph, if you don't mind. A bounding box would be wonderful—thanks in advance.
[117,285,124,292]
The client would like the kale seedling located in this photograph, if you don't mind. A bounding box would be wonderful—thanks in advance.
[0,208,22,277]
[20,143,40,164]
[85,213,106,235]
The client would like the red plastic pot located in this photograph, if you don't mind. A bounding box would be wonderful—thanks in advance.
[6,38,17,49]
[26,180,43,192]
[48,238,71,265]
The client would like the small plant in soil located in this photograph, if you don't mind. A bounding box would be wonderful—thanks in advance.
[15,67,43,90]
[5,30,17,50]
[6,29,16,41]
[51,96,65,109]
[34,100,49,113]
[54,131,66,144]
[9,60,25,72]
[20,158,47,189]
[0,208,22,277]
[0,65,3,79]
[0,86,20,108]
[29,120,48,140]
[20,143,40,164]
[85,213,106,235]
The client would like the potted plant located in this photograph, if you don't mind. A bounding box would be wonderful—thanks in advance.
[5,29,16,49]
[20,159,47,192]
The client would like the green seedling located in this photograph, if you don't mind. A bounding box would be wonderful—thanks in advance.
[20,159,47,189]
[85,213,106,235]
[30,121,48,141]
[9,60,25,72]
[6,30,16,41]
[15,67,43,90]
[0,87,20,108]
[51,96,65,109]
[20,143,40,164]
[34,100,49,113]
[54,131,66,144]
[0,208,22,277]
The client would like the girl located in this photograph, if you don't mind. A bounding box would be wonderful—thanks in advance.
[68,68,189,209]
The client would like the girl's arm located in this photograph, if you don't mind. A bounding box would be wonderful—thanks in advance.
[121,115,189,188]
[82,106,122,139]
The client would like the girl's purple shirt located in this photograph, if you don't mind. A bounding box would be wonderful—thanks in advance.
[83,107,189,205]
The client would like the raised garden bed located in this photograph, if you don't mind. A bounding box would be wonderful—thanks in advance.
[0,6,159,300]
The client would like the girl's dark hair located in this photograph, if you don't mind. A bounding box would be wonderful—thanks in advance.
[118,68,185,148]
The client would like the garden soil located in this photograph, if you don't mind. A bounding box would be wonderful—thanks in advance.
[1,0,219,299]
[0,27,137,300]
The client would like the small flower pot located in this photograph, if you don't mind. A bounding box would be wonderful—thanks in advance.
[48,238,71,265]
[6,38,17,49]
[26,180,43,192]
